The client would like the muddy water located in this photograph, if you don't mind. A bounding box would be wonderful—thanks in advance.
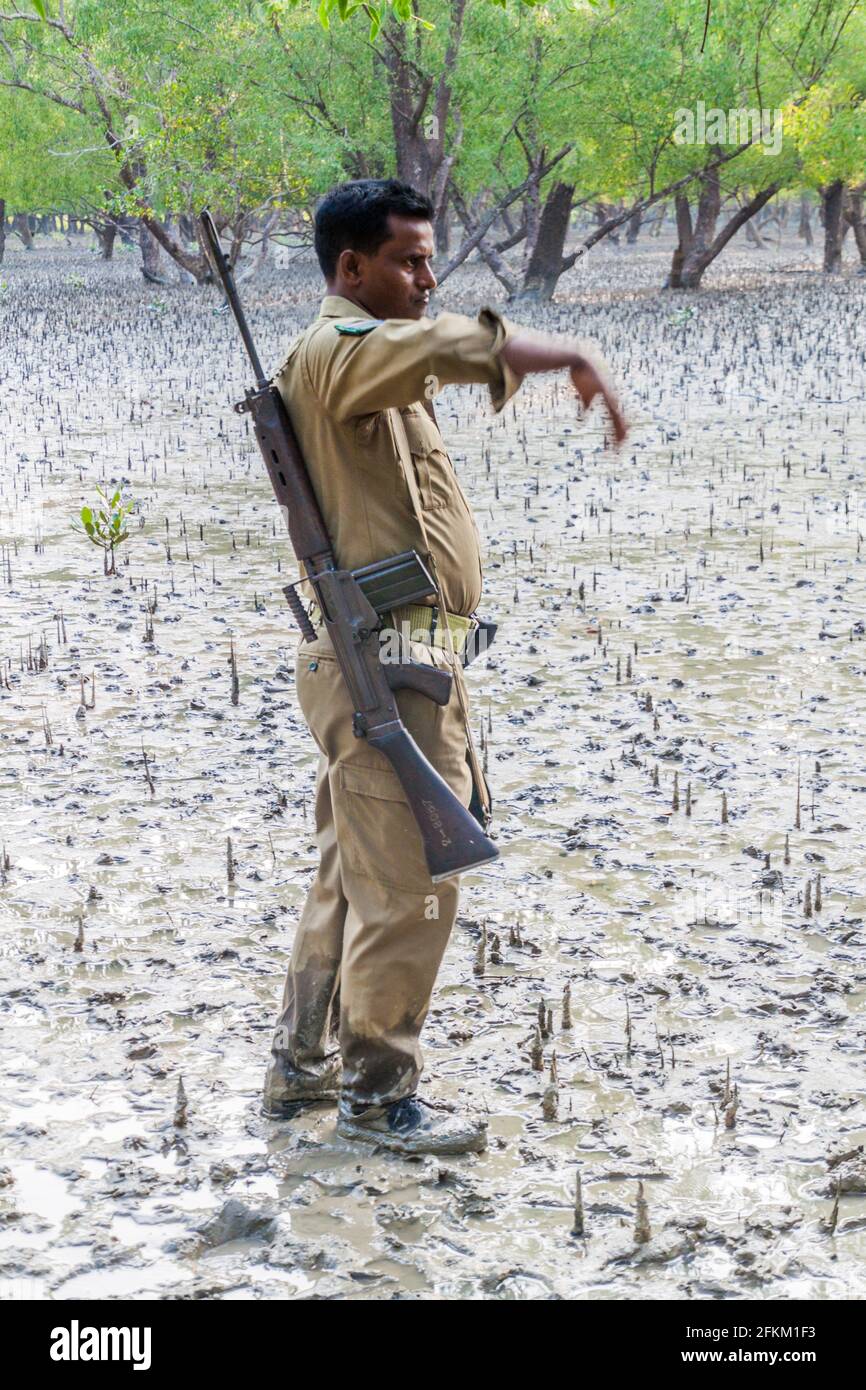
[1,230,865,1300]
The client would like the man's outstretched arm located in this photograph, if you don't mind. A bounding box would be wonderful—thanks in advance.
[302,305,627,443]
[501,333,628,444]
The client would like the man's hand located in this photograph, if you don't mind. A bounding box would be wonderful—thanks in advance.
[570,357,628,445]
[501,331,628,445]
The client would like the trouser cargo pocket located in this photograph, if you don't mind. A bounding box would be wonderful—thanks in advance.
[336,761,434,892]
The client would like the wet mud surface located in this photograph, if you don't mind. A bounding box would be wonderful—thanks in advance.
[1,230,865,1299]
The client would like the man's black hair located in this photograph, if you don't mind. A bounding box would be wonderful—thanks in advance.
[314,179,434,280]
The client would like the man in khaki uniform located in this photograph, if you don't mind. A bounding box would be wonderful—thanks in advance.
[263,180,626,1154]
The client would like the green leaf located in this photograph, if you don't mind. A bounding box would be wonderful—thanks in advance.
[32,0,47,18]
[110,490,121,508]
[317,0,330,31]
[80,506,93,526]
[367,4,381,40]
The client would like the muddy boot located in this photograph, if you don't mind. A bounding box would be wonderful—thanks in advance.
[262,1052,342,1118]
[336,1094,487,1155]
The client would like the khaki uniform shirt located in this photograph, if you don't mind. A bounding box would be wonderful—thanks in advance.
[273,294,522,617]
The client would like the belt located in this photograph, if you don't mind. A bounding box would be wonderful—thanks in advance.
[307,599,475,655]
[383,603,475,656]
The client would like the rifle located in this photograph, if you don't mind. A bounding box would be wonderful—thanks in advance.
[199,210,498,882]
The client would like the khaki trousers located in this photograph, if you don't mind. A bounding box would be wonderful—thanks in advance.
[268,629,474,1107]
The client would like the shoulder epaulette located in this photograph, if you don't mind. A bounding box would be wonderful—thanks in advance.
[334,321,382,335]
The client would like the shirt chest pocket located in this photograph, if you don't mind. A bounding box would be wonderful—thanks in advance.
[354,411,407,495]
[398,405,455,512]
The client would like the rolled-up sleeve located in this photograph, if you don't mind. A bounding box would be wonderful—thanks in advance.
[477,307,523,413]
[306,306,523,422]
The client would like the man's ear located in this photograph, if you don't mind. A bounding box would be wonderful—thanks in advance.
[338,247,363,286]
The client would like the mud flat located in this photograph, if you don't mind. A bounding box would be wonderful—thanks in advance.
[0,230,865,1300]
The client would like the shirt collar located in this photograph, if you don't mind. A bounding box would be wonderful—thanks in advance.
[318,294,377,320]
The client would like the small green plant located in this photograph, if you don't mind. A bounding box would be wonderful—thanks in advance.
[669,306,696,326]
[72,484,134,576]
[65,272,86,289]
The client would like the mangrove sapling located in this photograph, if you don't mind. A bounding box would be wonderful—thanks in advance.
[174,1077,188,1128]
[72,484,134,576]
[634,1182,651,1244]
[826,1178,841,1235]
[542,1082,558,1120]
[473,922,487,976]
[572,1169,585,1238]
[537,998,548,1038]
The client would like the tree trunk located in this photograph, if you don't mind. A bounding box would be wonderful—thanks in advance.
[450,186,516,295]
[821,181,845,273]
[667,193,694,288]
[260,212,275,265]
[141,214,211,282]
[523,183,541,263]
[114,216,135,248]
[744,217,763,246]
[436,142,572,287]
[228,215,246,271]
[798,193,813,246]
[12,213,33,249]
[139,223,165,282]
[845,189,866,268]
[669,168,722,287]
[515,181,576,301]
[434,197,450,255]
[594,201,621,245]
[667,176,780,289]
[95,222,117,259]
[0,200,5,264]
[380,2,466,230]
[626,207,642,244]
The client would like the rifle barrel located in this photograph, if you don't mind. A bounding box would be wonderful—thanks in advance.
[199,209,268,389]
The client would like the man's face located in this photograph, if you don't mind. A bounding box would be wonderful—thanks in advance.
[334,214,437,320]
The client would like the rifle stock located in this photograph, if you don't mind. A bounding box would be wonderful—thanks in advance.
[367,724,499,882]
[198,209,498,881]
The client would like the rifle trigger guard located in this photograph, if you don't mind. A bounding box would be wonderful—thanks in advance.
[234,397,251,415]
